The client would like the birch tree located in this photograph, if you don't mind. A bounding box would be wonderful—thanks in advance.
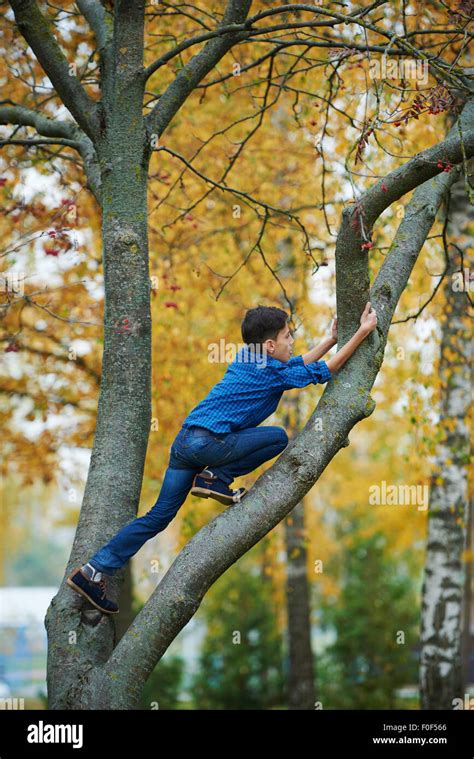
[419,169,473,710]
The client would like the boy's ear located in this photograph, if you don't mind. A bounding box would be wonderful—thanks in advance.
[264,338,274,353]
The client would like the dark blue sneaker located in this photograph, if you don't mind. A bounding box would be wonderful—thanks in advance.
[67,564,119,614]
[191,468,247,505]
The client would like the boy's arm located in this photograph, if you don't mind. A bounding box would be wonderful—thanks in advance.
[268,305,376,390]
[325,302,377,374]
[302,335,337,365]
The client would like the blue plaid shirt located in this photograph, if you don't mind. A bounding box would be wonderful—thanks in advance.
[182,347,332,433]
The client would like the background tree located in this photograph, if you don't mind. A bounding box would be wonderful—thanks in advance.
[419,169,473,710]
[283,400,316,709]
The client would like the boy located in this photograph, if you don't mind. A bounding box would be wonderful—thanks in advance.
[68,302,377,613]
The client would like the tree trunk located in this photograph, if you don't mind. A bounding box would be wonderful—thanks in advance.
[461,495,473,693]
[45,162,151,707]
[419,168,473,709]
[116,564,135,646]
[45,3,152,709]
[283,401,316,710]
[276,239,316,710]
[284,499,316,709]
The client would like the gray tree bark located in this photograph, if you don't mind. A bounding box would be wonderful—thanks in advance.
[461,497,473,694]
[283,402,316,710]
[284,498,316,709]
[116,564,134,646]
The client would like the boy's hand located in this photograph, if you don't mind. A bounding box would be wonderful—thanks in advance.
[326,303,377,374]
[331,316,338,342]
[360,302,377,334]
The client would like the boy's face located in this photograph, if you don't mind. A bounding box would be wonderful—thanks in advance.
[264,323,295,363]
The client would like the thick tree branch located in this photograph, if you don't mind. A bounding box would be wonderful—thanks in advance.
[77,0,114,102]
[0,137,79,148]
[76,138,102,202]
[0,104,102,202]
[77,0,112,52]
[8,0,101,141]
[0,104,78,141]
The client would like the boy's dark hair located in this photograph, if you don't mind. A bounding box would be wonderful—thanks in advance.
[241,305,289,347]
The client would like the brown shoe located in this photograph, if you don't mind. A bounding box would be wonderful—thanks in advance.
[191,469,247,505]
[67,566,119,614]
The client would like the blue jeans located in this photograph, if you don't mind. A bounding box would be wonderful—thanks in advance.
[88,424,289,574]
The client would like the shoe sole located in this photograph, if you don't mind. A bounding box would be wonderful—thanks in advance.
[67,571,119,615]
[191,486,248,505]
[191,486,234,504]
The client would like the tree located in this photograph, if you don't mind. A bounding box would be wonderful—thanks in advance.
[1,1,473,709]
[284,495,316,710]
[282,399,316,709]
[419,169,473,709]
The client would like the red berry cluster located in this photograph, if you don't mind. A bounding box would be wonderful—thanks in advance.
[43,227,73,256]
[407,95,424,121]
[437,160,453,172]
[391,85,457,127]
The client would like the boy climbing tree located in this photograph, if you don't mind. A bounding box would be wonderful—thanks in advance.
[68,302,377,613]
